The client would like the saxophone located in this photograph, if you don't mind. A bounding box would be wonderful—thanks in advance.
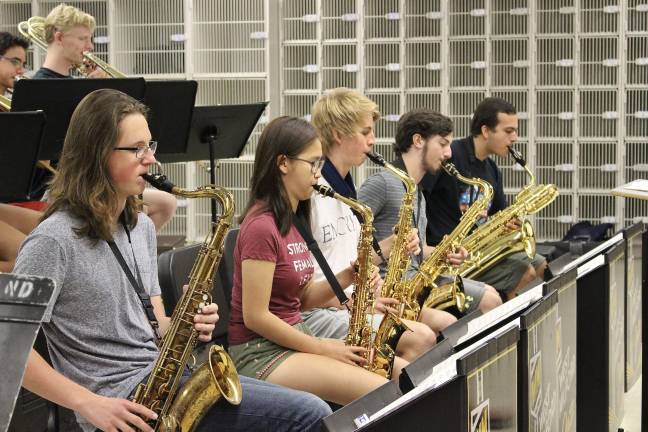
[312,184,379,371]
[365,152,414,377]
[415,162,493,313]
[134,172,242,432]
[456,147,558,280]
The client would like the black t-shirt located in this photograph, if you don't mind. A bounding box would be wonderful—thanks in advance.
[32,67,70,79]
[25,68,71,200]
[421,135,507,246]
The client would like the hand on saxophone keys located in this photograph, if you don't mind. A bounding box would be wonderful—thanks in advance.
[76,393,157,432]
[504,216,523,232]
[318,338,368,366]
[182,284,220,342]
[445,246,468,267]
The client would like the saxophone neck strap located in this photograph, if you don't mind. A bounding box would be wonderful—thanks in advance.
[106,212,161,342]
[293,215,350,309]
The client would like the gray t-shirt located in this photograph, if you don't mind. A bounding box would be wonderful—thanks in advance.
[358,170,426,278]
[13,210,161,431]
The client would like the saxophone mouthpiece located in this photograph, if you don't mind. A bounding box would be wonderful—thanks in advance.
[366,152,386,167]
[142,173,175,194]
[508,146,527,167]
[313,184,335,198]
[442,161,459,177]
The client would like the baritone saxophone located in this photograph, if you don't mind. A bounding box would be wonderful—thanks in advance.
[133,171,242,432]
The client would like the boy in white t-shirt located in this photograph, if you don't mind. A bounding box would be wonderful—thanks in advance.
[303,88,455,363]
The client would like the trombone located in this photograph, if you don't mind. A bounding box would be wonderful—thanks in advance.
[18,16,125,78]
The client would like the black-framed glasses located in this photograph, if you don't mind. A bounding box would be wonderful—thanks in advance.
[287,156,325,174]
[113,141,157,160]
[0,56,28,70]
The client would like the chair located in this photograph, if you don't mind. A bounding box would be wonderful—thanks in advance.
[157,228,240,344]
[216,229,239,309]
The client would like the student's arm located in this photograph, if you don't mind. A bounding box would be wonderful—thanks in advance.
[22,350,157,432]
[300,265,355,310]
[241,259,365,365]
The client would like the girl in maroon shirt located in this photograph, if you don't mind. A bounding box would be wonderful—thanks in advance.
[228,116,388,405]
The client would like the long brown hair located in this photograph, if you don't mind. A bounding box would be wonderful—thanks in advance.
[240,116,318,235]
[43,88,148,241]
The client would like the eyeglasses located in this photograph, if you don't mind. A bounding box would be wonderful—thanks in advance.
[0,56,28,70]
[113,141,157,160]
[286,156,325,174]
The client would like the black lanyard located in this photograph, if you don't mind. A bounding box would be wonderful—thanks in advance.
[293,215,350,309]
[106,214,161,342]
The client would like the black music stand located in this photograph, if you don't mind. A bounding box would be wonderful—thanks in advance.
[144,80,197,155]
[0,273,55,431]
[0,111,45,202]
[11,78,146,160]
[156,103,268,224]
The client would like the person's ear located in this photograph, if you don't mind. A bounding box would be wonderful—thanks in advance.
[412,133,424,149]
[277,154,289,175]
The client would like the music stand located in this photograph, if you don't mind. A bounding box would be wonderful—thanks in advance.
[156,103,268,224]
[0,273,55,432]
[0,111,45,202]
[144,80,197,155]
[11,78,146,160]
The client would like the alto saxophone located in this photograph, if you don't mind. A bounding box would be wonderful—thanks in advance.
[312,185,380,372]
[416,162,493,312]
[134,172,242,432]
[457,147,558,280]
[366,152,414,377]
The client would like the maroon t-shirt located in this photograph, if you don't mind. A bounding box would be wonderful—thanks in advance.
[228,204,315,345]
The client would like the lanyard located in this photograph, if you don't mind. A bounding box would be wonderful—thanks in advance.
[293,215,350,309]
[106,213,161,342]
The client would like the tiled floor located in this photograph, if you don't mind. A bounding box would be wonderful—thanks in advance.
[620,375,642,431]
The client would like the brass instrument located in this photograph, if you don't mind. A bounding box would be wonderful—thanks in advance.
[365,152,413,377]
[416,162,493,312]
[312,184,389,375]
[134,172,241,431]
[456,147,558,280]
[0,94,10,111]
[18,16,126,77]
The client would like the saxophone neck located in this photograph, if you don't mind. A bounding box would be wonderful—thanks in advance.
[368,152,416,194]
[508,146,536,186]
[313,184,373,225]
[443,162,494,200]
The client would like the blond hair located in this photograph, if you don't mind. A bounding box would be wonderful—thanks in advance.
[311,88,380,154]
[44,3,96,44]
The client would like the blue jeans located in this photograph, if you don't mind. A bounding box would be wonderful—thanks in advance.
[195,375,331,432]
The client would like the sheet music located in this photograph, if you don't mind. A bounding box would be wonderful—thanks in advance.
[368,320,521,425]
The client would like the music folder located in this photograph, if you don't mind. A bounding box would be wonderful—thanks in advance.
[10,78,146,160]
[0,273,55,432]
[0,111,45,202]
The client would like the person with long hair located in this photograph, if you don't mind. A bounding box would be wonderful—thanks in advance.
[229,116,389,405]
[15,89,331,432]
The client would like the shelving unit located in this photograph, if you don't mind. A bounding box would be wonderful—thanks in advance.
[2,0,646,240]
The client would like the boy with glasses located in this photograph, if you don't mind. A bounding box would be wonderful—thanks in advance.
[0,32,28,99]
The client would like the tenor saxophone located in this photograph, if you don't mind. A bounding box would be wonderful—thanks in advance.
[365,152,414,377]
[133,172,242,432]
[416,162,493,312]
[457,147,558,279]
[312,184,378,370]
